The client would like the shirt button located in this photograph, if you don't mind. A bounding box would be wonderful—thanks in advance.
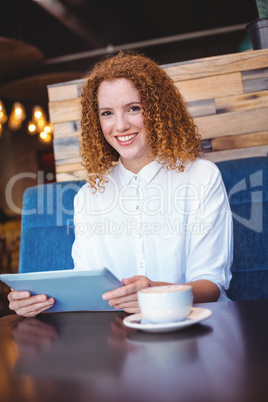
[136,205,139,210]
[138,234,142,238]
[134,175,138,180]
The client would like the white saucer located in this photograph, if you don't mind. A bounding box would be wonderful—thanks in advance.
[123,307,212,333]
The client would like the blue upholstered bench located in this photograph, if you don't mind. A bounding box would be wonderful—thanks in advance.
[18,156,268,301]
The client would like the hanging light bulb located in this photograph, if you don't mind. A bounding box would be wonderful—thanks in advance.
[39,131,52,143]
[32,105,47,131]
[14,102,26,120]
[0,100,8,124]
[33,106,43,120]
[8,102,26,131]
[43,123,53,134]
[37,117,46,131]
[27,121,37,135]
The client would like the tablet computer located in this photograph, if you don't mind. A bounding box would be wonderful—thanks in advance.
[0,268,123,312]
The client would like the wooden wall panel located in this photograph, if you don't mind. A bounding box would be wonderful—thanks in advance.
[53,137,80,161]
[163,49,268,81]
[211,131,268,151]
[242,68,268,93]
[47,79,85,102]
[47,49,268,181]
[215,91,268,113]
[195,108,268,139]
[187,99,216,117]
[204,145,268,163]
[56,170,86,182]
[49,98,81,124]
[53,121,81,139]
[176,72,243,102]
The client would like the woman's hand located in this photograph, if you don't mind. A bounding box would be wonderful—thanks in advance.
[102,275,156,314]
[103,276,221,314]
[8,289,55,317]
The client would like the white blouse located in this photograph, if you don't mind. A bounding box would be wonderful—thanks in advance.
[72,158,233,301]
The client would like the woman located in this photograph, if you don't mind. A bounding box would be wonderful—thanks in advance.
[8,51,233,317]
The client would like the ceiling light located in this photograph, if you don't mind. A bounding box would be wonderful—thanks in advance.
[39,131,52,143]
[28,121,37,135]
[0,101,8,124]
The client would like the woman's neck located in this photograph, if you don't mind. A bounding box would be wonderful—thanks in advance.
[120,155,155,174]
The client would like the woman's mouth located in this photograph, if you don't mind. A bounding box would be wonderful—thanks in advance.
[115,133,138,145]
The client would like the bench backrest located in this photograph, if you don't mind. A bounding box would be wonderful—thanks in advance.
[19,180,84,273]
[217,157,267,300]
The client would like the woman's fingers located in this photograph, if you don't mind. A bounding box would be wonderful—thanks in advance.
[16,301,54,317]
[120,276,144,285]
[114,301,140,312]
[103,276,154,301]
[8,290,31,302]
[102,275,157,314]
[8,290,54,317]
[108,292,137,307]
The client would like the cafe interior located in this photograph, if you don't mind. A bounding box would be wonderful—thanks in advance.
[0,1,267,401]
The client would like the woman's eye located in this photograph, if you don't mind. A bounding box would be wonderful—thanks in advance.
[100,110,112,117]
[128,105,141,113]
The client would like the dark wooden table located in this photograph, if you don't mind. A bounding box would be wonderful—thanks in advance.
[0,299,268,402]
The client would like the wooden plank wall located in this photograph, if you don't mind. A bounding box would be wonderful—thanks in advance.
[48,49,268,182]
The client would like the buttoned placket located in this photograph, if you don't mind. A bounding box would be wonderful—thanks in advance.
[133,175,146,276]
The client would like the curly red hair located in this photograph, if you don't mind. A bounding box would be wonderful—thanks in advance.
[81,51,201,192]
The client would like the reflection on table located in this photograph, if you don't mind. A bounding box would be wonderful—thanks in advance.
[0,300,267,402]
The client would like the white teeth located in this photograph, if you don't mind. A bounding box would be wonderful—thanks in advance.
[117,134,137,142]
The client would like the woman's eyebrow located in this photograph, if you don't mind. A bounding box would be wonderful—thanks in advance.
[99,107,111,111]
[99,101,142,111]
[125,101,142,105]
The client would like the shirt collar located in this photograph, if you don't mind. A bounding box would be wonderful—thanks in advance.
[111,158,162,187]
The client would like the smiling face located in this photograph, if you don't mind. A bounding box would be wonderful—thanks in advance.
[97,78,154,173]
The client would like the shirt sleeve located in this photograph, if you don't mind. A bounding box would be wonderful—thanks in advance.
[185,163,233,294]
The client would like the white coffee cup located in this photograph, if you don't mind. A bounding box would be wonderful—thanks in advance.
[137,285,193,324]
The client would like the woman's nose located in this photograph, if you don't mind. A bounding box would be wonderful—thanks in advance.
[115,114,131,132]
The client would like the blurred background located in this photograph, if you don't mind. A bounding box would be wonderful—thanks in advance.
[0,0,259,274]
